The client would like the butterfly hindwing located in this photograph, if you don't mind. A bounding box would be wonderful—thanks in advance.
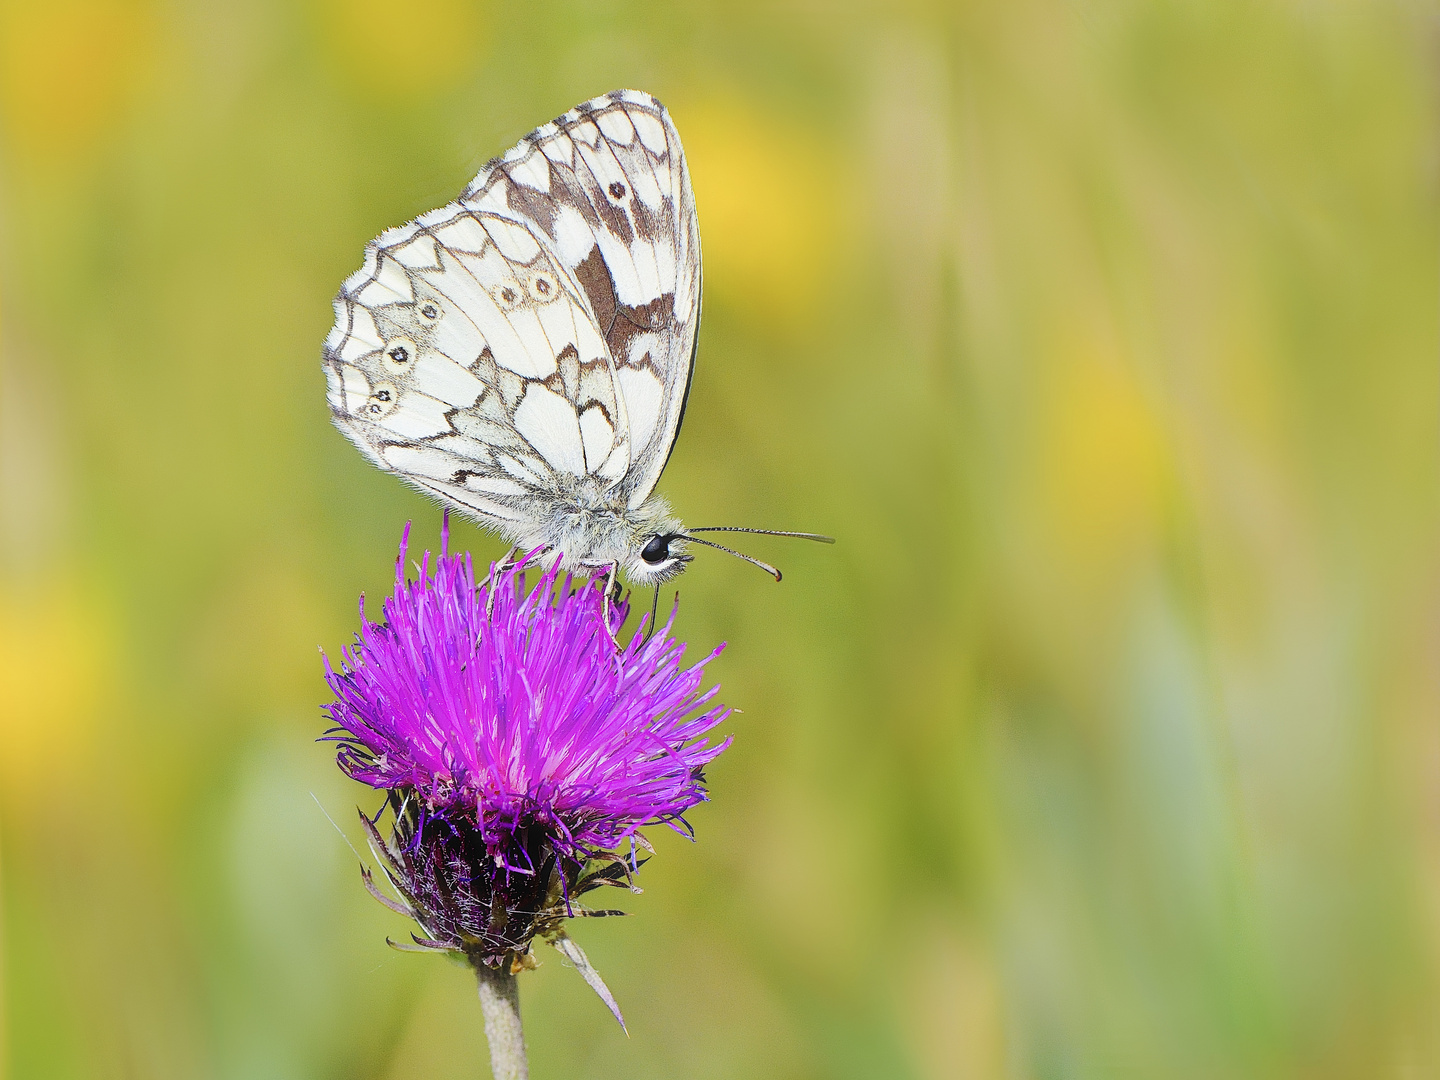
[323,90,700,532]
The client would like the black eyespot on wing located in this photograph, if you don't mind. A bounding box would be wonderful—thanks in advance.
[382,337,417,376]
[362,380,399,419]
[527,271,557,302]
[608,181,627,200]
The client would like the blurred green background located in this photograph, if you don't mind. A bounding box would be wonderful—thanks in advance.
[2,1,1437,1077]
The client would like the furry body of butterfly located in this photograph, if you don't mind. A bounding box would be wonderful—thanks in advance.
[507,478,684,584]
[323,90,702,584]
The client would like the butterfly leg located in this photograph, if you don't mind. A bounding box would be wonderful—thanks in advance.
[482,544,519,586]
[483,546,553,625]
[482,547,519,623]
[599,562,628,654]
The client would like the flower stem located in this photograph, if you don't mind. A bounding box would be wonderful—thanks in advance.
[476,964,529,1080]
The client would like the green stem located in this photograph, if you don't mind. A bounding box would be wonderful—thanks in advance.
[476,964,529,1080]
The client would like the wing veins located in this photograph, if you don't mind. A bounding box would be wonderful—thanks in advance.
[579,117,666,313]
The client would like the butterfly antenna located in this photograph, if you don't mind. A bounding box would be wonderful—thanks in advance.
[677,533,783,581]
[686,527,835,544]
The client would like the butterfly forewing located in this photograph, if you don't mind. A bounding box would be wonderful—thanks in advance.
[323,90,700,537]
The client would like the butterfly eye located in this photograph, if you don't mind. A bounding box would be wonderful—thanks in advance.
[640,535,670,565]
[493,284,522,311]
[527,271,557,303]
[418,301,441,322]
[383,337,416,375]
[364,382,399,418]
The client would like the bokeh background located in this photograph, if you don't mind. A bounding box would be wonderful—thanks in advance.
[2,1,1438,1077]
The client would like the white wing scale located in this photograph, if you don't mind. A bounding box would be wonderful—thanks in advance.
[323,90,700,540]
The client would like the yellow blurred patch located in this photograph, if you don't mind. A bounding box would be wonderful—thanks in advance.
[675,95,843,330]
[0,0,152,162]
[902,922,1008,1080]
[1038,343,1170,572]
[312,0,484,100]
[0,584,113,803]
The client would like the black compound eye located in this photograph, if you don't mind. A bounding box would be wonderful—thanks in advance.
[641,534,669,565]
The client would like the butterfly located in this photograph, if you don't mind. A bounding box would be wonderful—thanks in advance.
[323,89,829,587]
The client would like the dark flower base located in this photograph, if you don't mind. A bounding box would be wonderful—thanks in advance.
[361,788,634,971]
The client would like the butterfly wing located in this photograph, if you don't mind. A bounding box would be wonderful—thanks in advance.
[323,89,700,535]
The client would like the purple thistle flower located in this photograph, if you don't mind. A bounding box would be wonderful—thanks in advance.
[322,519,731,985]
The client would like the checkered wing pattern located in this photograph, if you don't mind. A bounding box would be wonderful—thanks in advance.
[323,89,700,529]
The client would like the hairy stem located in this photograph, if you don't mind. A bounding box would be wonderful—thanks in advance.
[476,964,528,1080]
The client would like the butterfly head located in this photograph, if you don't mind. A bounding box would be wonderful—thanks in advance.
[629,531,691,584]
[570,498,689,585]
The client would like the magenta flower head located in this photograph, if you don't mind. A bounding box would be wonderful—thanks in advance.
[322,519,731,1024]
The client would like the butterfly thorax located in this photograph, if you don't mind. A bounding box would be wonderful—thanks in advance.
[505,478,684,586]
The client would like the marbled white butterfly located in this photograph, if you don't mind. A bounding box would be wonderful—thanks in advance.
[323,89,829,586]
